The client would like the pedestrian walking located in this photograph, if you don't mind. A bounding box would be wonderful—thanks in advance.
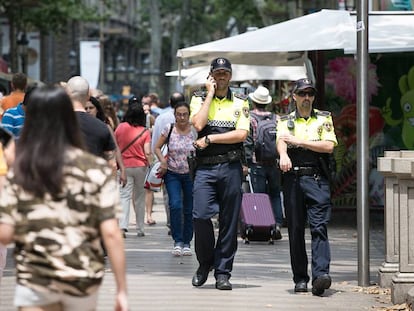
[244,85,283,238]
[0,86,128,310]
[98,95,120,130]
[190,57,250,290]
[151,92,186,235]
[86,96,126,187]
[115,101,152,237]
[277,78,338,296]
[140,95,157,226]
[154,102,195,257]
[0,127,14,287]
[66,76,117,168]
[0,72,26,118]
[1,85,37,140]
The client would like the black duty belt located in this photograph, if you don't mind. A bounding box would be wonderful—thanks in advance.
[197,150,242,166]
[256,160,277,166]
[290,166,320,176]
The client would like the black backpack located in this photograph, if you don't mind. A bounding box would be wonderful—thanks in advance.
[251,112,278,163]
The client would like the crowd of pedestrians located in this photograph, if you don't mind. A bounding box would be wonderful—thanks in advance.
[0,57,338,309]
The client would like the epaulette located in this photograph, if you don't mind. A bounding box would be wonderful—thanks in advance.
[315,109,331,117]
[233,93,248,101]
[279,114,293,121]
[193,91,207,98]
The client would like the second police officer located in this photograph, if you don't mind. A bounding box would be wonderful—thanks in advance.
[276,78,337,296]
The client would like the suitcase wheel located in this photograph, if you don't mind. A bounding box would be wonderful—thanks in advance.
[243,226,253,244]
[270,228,277,244]
[270,227,278,240]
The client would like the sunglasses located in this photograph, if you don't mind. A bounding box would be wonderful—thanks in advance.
[296,90,316,97]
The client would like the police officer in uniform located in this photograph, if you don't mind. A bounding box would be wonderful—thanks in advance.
[276,78,337,296]
[190,57,250,290]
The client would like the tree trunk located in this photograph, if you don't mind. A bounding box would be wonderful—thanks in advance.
[9,16,18,73]
[169,0,190,93]
[149,0,161,94]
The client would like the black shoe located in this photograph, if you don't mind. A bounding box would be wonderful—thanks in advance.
[275,226,282,240]
[192,266,210,287]
[294,280,308,293]
[215,274,232,290]
[312,274,331,296]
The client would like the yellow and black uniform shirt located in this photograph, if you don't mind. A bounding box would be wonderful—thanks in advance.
[190,89,250,157]
[276,109,338,167]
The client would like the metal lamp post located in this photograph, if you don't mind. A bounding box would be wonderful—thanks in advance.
[68,49,77,77]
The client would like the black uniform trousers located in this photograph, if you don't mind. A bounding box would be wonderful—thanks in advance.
[192,161,243,278]
[283,173,332,284]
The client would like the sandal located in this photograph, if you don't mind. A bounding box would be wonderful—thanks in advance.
[146,219,156,225]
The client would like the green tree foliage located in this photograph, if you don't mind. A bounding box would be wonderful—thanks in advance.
[134,0,288,95]
[0,0,112,34]
[1,0,114,72]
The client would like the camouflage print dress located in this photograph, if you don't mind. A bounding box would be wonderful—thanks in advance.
[0,148,120,297]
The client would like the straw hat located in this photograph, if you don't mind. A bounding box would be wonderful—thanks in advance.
[249,86,272,105]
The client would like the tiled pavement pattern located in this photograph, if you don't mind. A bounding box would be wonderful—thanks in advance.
[0,193,392,310]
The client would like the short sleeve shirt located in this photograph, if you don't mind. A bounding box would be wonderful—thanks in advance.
[1,103,25,139]
[0,148,120,296]
[1,91,25,114]
[161,124,195,174]
[277,109,338,166]
[76,112,116,157]
[190,89,250,157]
[115,122,151,167]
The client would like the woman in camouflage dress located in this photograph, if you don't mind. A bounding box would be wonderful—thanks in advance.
[0,86,128,311]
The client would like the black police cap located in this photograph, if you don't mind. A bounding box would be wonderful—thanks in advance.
[294,78,316,93]
[210,57,232,73]
[128,96,140,106]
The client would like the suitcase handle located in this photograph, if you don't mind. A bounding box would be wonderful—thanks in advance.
[246,170,254,194]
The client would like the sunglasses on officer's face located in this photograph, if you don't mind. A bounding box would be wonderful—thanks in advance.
[296,90,316,97]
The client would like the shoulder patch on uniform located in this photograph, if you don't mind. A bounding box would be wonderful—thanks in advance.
[323,121,333,132]
[279,114,292,121]
[242,107,250,118]
[315,109,331,117]
[233,93,248,101]
[193,91,206,98]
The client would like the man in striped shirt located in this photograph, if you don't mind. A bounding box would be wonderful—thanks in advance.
[1,86,36,140]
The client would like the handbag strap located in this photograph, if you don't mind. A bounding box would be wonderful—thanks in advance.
[166,123,174,146]
[160,123,174,154]
[121,128,147,154]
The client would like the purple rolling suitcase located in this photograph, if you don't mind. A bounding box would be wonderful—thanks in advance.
[240,175,278,244]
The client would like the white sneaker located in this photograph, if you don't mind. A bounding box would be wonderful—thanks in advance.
[182,247,192,256]
[172,246,182,257]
